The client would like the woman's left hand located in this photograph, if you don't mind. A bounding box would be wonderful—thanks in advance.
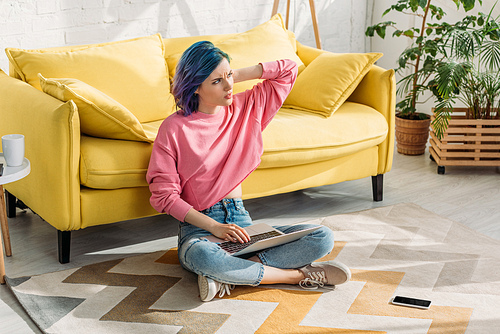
[233,64,263,83]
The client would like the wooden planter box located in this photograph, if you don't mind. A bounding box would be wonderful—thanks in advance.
[429,108,500,174]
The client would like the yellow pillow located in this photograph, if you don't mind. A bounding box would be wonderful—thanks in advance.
[6,34,175,123]
[167,14,304,94]
[39,74,152,142]
[283,52,383,117]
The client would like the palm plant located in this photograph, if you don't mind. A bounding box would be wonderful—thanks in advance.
[366,0,482,120]
[432,8,500,139]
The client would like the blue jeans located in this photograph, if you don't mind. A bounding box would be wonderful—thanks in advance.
[177,198,335,286]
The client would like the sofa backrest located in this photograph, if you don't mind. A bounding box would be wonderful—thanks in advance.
[6,33,174,123]
[4,13,384,144]
[162,14,304,94]
[6,14,302,118]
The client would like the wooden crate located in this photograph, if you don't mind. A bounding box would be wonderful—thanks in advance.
[429,108,500,173]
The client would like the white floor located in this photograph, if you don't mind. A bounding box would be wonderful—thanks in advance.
[1,147,500,333]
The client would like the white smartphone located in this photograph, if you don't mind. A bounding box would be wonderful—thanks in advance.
[391,296,431,310]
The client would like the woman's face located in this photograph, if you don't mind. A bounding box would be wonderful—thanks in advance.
[195,58,233,114]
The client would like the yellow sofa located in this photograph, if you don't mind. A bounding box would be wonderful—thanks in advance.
[0,15,395,263]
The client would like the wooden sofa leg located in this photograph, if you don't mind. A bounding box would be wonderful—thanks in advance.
[371,174,383,202]
[5,191,17,218]
[58,230,71,264]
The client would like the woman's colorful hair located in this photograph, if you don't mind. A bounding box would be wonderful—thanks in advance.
[172,41,230,116]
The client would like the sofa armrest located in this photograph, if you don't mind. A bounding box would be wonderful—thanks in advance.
[347,65,395,174]
[0,70,81,230]
[296,43,395,174]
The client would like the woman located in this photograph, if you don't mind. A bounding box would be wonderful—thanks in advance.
[147,41,351,302]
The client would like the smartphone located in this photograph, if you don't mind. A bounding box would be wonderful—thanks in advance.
[391,296,431,310]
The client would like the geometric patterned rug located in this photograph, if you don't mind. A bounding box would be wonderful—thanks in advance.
[6,203,500,333]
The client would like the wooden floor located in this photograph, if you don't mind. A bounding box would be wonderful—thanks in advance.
[1,147,500,333]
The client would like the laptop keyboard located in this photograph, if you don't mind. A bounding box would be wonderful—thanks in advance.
[219,230,282,254]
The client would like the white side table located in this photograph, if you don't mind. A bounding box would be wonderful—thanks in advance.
[0,154,30,284]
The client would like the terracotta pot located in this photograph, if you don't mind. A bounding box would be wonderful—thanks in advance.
[395,115,431,155]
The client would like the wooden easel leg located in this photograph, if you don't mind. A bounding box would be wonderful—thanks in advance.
[272,0,280,17]
[273,0,291,28]
[273,0,322,49]
[285,0,291,29]
[0,185,12,257]
[309,0,321,49]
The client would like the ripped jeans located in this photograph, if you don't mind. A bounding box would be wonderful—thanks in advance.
[177,198,335,286]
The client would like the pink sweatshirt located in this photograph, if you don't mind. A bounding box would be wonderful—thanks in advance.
[147,59,298,221]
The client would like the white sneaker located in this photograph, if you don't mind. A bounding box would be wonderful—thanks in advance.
[298,261,351,290]
[198,275,235,302]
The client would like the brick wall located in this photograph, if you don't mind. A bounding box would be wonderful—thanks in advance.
[0,0,370,73]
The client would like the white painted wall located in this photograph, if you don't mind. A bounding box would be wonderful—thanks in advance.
[369,0,500,114]
[0,0,371,73]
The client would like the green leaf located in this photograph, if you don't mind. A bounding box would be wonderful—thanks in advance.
[403,29,415,38]
[365,26,375,37]
[432,100,453,140]
[376,26,387,39]
[481,40,500,71]
[460,0,476,12]
[398,55,408,68]
[410,0,419,12]
[435,61,470,99]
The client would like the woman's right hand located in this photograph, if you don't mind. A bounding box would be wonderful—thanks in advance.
[211,223,251,243]
[184,208,250,243]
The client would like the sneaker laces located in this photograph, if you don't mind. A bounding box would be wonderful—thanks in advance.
[217,283,235,298]
[308,270,327,283]
[299,270,335,290]
[299,278,335,290]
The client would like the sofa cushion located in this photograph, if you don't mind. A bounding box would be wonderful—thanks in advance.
[260,103,388,168]
[166,14,304,94]
[163,29,297,71]
[6,34,175,123]
[79,102,387,189]
[39,74,152,142]
[164,34,237,79]
[283,52,382,117]
[80,136,153,189]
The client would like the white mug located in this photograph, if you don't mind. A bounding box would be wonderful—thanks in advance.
[2,134,25,167]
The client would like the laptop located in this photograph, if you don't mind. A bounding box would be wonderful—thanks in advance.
[200,223,321,256]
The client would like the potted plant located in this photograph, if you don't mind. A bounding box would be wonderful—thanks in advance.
[429,8,500,173]
[366,0,481,155]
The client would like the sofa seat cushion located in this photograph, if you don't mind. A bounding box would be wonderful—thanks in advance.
[80,135,153,189]
[80,119,163,189]
[260,102,388,168]
[80,103,387,189]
